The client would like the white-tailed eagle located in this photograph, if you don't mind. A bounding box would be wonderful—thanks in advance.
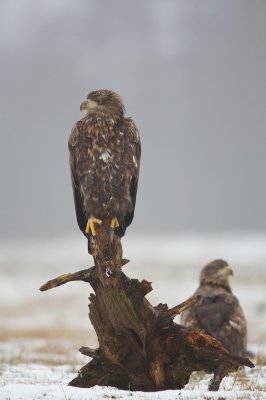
[68,89,141,253]
[180,259,247,357]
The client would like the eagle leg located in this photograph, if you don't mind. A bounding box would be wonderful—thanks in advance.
[110,217,119,241]
[208,363,227,391]
[85,217,102,237]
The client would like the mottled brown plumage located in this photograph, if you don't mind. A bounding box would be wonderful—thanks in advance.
[69,90,141,252]
[180,259,247,357]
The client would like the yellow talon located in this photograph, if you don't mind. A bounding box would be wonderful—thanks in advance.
[85,217,102,236]
[110,217,119,242]
[110,217,119,230]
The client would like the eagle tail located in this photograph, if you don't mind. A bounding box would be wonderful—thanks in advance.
[230,354,255,368]
[87,238,92,255]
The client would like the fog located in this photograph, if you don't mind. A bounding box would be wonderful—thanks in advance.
[0,0,265,238]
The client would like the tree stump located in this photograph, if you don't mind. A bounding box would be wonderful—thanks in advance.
[40,220,254,391]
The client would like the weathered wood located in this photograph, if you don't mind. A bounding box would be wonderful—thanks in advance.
[39,258,130,292]
[39,268,94,291]
[41,220,254,391]
[79,346,99,358]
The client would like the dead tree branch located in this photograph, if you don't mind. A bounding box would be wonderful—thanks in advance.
[39,267,94,291]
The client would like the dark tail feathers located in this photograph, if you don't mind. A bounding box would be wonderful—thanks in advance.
[231,354,255,368]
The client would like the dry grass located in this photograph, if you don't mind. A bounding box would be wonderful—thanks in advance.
[0,328,90,341]
[0,328,93,368]
[256,351,266,366]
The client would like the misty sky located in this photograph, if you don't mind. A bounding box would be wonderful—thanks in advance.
[0,0,266,239]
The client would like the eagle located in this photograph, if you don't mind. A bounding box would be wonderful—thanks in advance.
[68,89,141,252]
[180,259,247,357]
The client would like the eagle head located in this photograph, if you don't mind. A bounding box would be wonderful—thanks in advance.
[80,89,125,120]
[200,259,233,287]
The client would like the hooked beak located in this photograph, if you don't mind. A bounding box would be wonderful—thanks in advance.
[224,265,233,276]
[80,99,98,111]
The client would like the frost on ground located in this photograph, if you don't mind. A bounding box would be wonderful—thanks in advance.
[1,234,266,399]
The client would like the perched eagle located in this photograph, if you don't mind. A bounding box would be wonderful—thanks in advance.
[180,259,247,357]
[68,89,141,252]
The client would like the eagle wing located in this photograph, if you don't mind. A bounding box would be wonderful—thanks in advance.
[68,123,87,236]
[118,117,141,235]
[181,289,247,356]
[69,118,141,239]
[210,295,247,357]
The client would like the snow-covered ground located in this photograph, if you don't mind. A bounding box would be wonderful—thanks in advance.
[1,234,266,399]
[1,366,266,400]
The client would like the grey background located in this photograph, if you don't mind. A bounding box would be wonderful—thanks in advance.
[0,0,265,239]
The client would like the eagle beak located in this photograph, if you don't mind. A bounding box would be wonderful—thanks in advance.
[224,266,233,276]
[80,99,98,111]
